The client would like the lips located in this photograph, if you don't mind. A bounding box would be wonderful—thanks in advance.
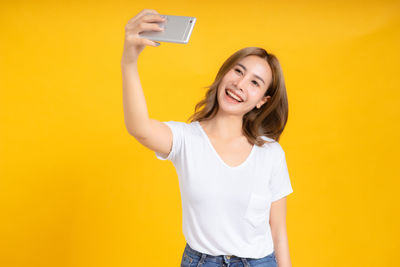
[225,88,245,102]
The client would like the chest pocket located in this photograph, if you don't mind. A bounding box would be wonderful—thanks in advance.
[244,192,270,228]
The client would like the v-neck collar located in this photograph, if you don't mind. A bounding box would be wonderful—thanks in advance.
[195,121,256,169]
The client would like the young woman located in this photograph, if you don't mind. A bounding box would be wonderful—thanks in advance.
[122,9,294,267]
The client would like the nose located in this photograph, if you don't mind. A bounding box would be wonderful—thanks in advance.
[233,75,248,91]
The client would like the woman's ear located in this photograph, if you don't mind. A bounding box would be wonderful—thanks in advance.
[256,95,271,109]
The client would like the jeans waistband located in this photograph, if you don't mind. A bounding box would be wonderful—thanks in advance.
[184,242,251,266]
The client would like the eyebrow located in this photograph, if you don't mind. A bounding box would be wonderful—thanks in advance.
[237,63,265,85]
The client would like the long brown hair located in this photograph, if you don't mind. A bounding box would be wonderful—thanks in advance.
[187,47,289,146]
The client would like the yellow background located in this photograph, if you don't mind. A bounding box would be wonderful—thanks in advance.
[1,1,399,266]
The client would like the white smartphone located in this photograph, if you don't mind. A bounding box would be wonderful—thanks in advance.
[138,14,196,44]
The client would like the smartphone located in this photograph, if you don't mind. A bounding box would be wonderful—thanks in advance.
[138,14,196,44]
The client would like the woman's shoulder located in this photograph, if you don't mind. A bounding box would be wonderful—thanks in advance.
[162,120,199,135]
[162,120,194,127]
[260,135,275,142]
[259,136,285,155]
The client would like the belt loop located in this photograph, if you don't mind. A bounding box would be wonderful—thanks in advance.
[241,258,251,267]
[197,253,207,267]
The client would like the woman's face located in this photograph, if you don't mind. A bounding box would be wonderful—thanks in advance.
[218,55,272,116]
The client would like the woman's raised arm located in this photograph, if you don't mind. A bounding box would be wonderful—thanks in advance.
[121,9,165,138]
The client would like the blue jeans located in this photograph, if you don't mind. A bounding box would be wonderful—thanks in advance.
[180,243,277,267]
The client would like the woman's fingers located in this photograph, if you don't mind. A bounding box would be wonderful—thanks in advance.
[126,10,165,35]
[141,13,166,23]
[131,34,160,47]
[127,9,160,24]
[136,21,164,34]
[125,21,163,37]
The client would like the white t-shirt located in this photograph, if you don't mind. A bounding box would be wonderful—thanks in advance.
[155,120,293,258]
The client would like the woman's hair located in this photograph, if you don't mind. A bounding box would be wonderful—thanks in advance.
[187,47,289,146]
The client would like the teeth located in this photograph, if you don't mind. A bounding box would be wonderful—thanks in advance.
[226,90,242,102]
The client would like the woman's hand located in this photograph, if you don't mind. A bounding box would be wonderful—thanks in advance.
[121,9,166,64]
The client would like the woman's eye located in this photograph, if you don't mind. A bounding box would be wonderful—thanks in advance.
[235,69,258,86]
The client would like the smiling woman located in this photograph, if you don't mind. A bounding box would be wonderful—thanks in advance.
[121,12,293,266]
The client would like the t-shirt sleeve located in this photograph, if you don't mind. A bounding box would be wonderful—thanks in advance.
[269,149,294,202]
[154,121,185,162]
